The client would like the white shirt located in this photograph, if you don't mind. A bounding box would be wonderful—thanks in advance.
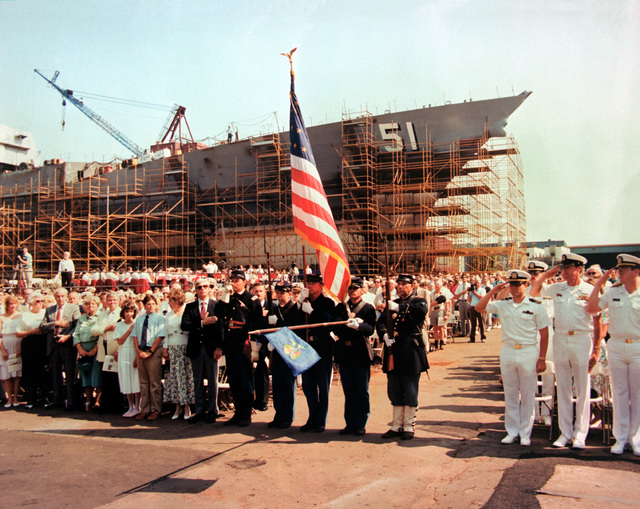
[58,258,75,273]
[455,282,470,301]
[486,297,550,345]
[541,280,594,332]
[598,285,640,340]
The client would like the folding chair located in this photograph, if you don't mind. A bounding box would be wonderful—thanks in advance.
[535,360,555,440]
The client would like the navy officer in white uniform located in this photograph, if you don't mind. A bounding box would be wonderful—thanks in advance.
[475,270,550,446]
[587,254,640,455]
[530,253,601,449]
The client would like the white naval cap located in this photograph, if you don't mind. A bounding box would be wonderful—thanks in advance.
[526,260,548,273]
[506,269,531,283]
[560,253,588,267]
[616,253,640,270]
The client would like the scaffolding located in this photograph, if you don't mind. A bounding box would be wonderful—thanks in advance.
[0,120,525,282]
[340,111,527,275]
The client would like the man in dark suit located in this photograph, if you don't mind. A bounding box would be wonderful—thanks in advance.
[181,278,224,423]
[40,287,81,409]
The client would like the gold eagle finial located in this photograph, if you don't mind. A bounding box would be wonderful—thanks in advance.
[281,47,297,71]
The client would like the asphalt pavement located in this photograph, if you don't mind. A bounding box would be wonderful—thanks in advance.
[2,327,640,508]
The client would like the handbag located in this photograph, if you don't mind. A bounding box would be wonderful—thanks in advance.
[102,354,118,373]
[7,354,22,376]
[77,355,93,372]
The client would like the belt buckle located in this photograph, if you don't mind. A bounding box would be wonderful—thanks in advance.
[514,344,522,349]
[626,339,633,344]
[567,331,575,336]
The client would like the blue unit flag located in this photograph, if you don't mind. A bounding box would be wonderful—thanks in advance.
[265,326,320,377]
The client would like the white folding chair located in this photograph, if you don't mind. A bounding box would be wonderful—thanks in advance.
[535,360,555,440]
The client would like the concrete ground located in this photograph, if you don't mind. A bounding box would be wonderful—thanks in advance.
[2,327,640,508]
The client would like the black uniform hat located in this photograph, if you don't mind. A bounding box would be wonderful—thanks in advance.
[560,253,587,267]
[396,274,414,284]
[306,274,323,284]
[348,277,364,289]
[275,281,293,292]
[230,269,246,280]
[616,253,640,270]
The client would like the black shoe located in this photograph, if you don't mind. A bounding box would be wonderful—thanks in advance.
[353,427,366,437]
[253,403,268,412]
[468,339,476,343]
[278,422,292,429]
[312,425,325,433]
[300,422,314,432]
[401,431,415,440]
[267,420,280,428]
[237,418,251,427]
[206,413,217,423]
[45,402,63,409]
[381,429,402,439]
[188,413,205,424]
[339,426,355,436]
[223,414,241,426]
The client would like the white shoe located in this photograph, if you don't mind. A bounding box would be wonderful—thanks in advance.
[632,444,640,456]
[122,408,135,418]
[501,434,517,444]
[543,416,552,426]
[611,441,626,455]
[520,437,531,446]
[572,439,585,450]
[129,408,141,418]
[3,402,12,409]
[172,407,183,420]
[552,435,570,448]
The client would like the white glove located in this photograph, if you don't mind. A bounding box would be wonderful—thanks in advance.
[268,315,277,325]
[347,317,362,330]
[301,301,313,314]
[383,333,395,347]
[299,287,309,301]
[387,301,399,312]
[267,342,275,352]
[220,286,231,304]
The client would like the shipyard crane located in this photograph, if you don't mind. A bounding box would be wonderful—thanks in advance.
[34,69,143,157]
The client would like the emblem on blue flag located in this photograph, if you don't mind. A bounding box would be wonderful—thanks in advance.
[265,326,320,377]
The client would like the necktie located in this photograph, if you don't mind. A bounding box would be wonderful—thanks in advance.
[200,301,207,320]
[141,314,149,348]
[55,306,62,335]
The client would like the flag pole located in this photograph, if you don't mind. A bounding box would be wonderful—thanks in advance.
[249,320,349,336]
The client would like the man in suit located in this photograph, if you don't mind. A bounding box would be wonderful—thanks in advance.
[40,287,81,409]
[250,282,271,412]
[181,278,224,423]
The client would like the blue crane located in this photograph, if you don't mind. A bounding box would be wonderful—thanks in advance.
[34,69,143,157]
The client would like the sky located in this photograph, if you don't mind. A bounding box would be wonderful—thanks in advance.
[2,0,639,247]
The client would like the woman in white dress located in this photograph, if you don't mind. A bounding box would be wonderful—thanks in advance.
[0,295,23,407]
[162,288,194,420]
[114,299,141,417]
[15,292,47,408]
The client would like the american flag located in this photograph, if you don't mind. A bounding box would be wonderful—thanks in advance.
[289,70,351,301]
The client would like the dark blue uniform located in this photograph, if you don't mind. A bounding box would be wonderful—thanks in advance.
[269,299,305,427]
[334,299,376,432]
[301,293,336,431]
[219,290,263,424]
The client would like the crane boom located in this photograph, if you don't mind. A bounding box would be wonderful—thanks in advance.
[34,69,143,157]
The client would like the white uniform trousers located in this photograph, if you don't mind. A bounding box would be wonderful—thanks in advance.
[535,327,554,421]
[553,332,592,442]
[608,339,640,447]
[500,343,538,439]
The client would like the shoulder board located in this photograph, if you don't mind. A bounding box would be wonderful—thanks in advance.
[613,282,623,287]
[529,298,541,304]
[505,297,513,301]
[251,295,259,301]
